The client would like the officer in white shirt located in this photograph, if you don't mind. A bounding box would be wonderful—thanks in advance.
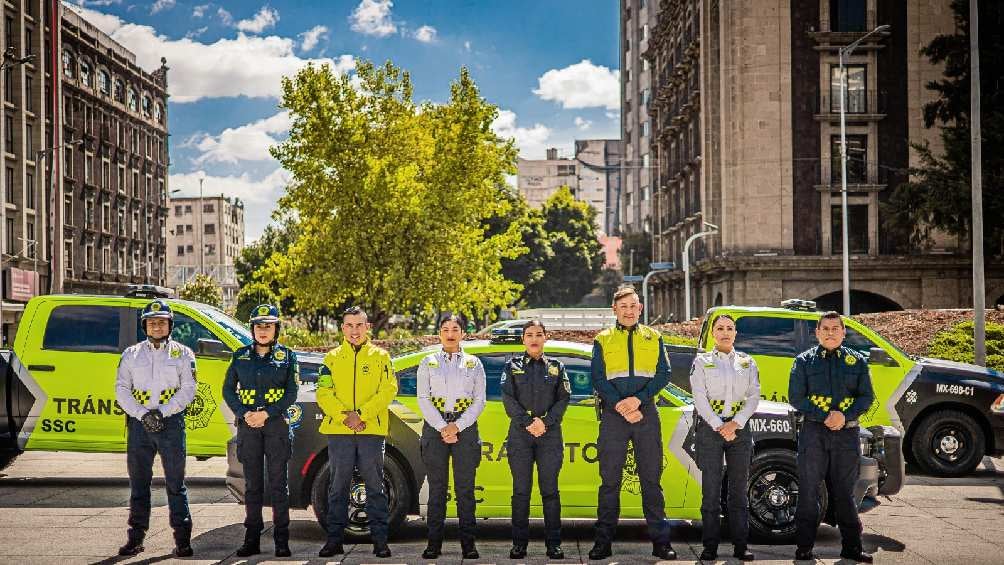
[114,300,197,558]
[689,314,760,562]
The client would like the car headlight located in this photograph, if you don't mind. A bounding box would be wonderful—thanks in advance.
[992,394,1004,414]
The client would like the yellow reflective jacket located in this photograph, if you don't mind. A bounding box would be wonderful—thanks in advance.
[316,340,398,436]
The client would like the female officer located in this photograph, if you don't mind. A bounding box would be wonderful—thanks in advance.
[416,314,486,560]
[689,314,760,562]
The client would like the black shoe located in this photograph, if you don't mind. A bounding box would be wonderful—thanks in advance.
[422,543,442,559]
[274,540,291,558]
[174,543,193,558]
[235,541,260,557]
[510,543,527,559]
[546,544,565,559]
[588,542,612,560]
[795,547,815,561]
[733,546,755,561]
[118,539,144,557]
[318,541,344,557]
[840,549,874,563]
[373,541,391,558]
[461,541,480,560]
[652,543,677,560]
[699,546,718,561]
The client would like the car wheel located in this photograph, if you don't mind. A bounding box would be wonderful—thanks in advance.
[310,453,412,539]
[911,409,985,477]
[748,448,824,543]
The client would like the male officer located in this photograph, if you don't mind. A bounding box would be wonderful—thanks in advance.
[500,320,570,560]
[115,300,197,557]
[316,306,397,559]
[788,311,875,563]
[589,286,675,561]
[222,304,299,558]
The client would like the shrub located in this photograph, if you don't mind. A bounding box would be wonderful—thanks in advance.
[928,321,1004,371]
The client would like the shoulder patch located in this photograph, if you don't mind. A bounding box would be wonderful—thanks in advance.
[548,364,560,377]
[845,354,858,366]
[464,357,477,369]
[170,347,181,358]
[427,356,439,369]
[274,348,287,361]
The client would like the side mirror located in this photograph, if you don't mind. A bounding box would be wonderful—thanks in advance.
[197,338,231,359]
[868,347,898,367]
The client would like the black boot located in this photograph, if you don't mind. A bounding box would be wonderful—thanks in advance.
[699,545,718,561]
[173,526,193,557]
[795,547,815,561]
[274,539,291,558]
[840,548,874,563]
[118,535,144,557]
[235,530,261,558]
[652,542,677,560]
[733,545,755,561]
[461,540,480,560]
[318,540,344,557]
[373,541,391,558]
[546,543,565,559]
[510,543,527,559]
[422,541,442,559]
[588,541,612,560]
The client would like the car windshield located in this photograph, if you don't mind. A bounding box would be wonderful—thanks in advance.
[663,381,693,405]
[194,305,253,346]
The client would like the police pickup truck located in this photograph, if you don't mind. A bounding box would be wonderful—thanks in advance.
[667,300,1004,476]
[226,337,904,543]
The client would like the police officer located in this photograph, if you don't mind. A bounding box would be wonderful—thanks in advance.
[501,320,570,560]
[115,300,197,557]
[222,304,299,558]
[589,286,675,561]
[317,307,397,559]
[689,314,760,562]
[417,314,487,560]
[789,311,874,563]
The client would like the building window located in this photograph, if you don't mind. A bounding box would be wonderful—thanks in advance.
[155,103,163,124]
[114,79,125,103]
[64,194,72,225]
[557,164,576,176]
[26,220,34,257]
[85,197,94,228]
[85,243,94,271]
[132,210,139,238]
[117,208,125,235]
[184,205,192,214]
[174,205,182,216]
[62,49,75,78]
[117,166,125,192]
[102,201,111,232]
[4,218,13,254]
[204,223,215,235]
[24,29,32,55]
[641,185,650,201]
[102,160,110,188]
[128,87,137,111]
[98,70,110,96]
[25,123,33,155]
[642,121,650,138]
[206,244,216,256]
[64,146,73,178]
[185,224,192,232]
[64,241,72,278]
[831,204,869,254]
[118,248,126,274]
[25,75,33,113]
[142,94,151,117]
[830,135,868,184]
[85,154,93,183]
[830,65,867,113]
[25,172,33,209]
[80,59,92,87]
[203,203,214,213]
[830,0,866,32]
[102,246,110,271]
[177,245,184,256]
[186,244,193,253]
[4,167,12,203]
[4,115,13,153]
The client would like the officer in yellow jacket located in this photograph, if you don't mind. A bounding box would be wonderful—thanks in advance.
[316,306,398,559]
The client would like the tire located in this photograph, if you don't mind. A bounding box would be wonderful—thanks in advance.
[911,409,985,477]
[0,449,20,473]
[747,448,826,544]
[310,453,412,539]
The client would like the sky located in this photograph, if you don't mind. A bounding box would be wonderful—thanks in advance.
[64,0,621,240]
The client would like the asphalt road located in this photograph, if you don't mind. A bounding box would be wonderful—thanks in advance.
[0,452,1002,564]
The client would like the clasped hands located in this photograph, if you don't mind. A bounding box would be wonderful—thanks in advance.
[342,410,367,432]
[614,396,644,424]
[243,410,269,428]
[824,410,846,431]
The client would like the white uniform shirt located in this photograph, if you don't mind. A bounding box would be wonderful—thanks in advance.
[416,348,487,432]
[115,339,197,420]
[689,348,761,429]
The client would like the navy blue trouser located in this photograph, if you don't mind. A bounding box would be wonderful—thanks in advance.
[237,416,291,542]
[795,421,863,552]
[326,434,390,544]
[507,423,563,545]
[695,418,753,550]
[126,413,192,541]
[421,422,481,545]
[594,402,671,545]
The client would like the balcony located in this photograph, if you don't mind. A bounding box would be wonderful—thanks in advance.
[813,90,887,122]
[813,160,891,193]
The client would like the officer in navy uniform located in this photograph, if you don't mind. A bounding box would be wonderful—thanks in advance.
[689,314,760,562]
[416,314,487,560]
[115,300,197,557]
[222,304,299,558]
[501,320,570,560]
[789,311,875,563]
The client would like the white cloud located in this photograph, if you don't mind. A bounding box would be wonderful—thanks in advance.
[66,5,355,103]
[170,168,290,240]
[533,59,620,110]
[299,25,329,52]
[492,110,553,159]
[185,26,208,40]
[236,6,280,34]
[217,7,233,26]
[574,116,592,131]
[350,0,396,37]
[463,40,471,52]
[605,110,620,120]
[192,4,210,18]
[191,111,291,165]
[76,0,122,6]
[413,25,437,43]
[150,0,175,15]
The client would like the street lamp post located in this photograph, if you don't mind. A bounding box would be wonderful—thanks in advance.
[838,24,890,316]
[38,139,84,294]
[642,261,675,325]
[683,222,718,321]
[198,174,205,276]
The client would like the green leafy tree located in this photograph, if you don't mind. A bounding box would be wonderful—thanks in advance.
[177,273,223,309]
[234,281,278,325]
[484,187,553,309]
[884,0,1003,256]
[263,60,523,332]
[530,187,605,306]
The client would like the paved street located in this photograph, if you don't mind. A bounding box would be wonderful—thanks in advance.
[0,452,1002,564]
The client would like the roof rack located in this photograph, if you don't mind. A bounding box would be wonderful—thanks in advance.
[125,284,176,299]
[781,298,817,312]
